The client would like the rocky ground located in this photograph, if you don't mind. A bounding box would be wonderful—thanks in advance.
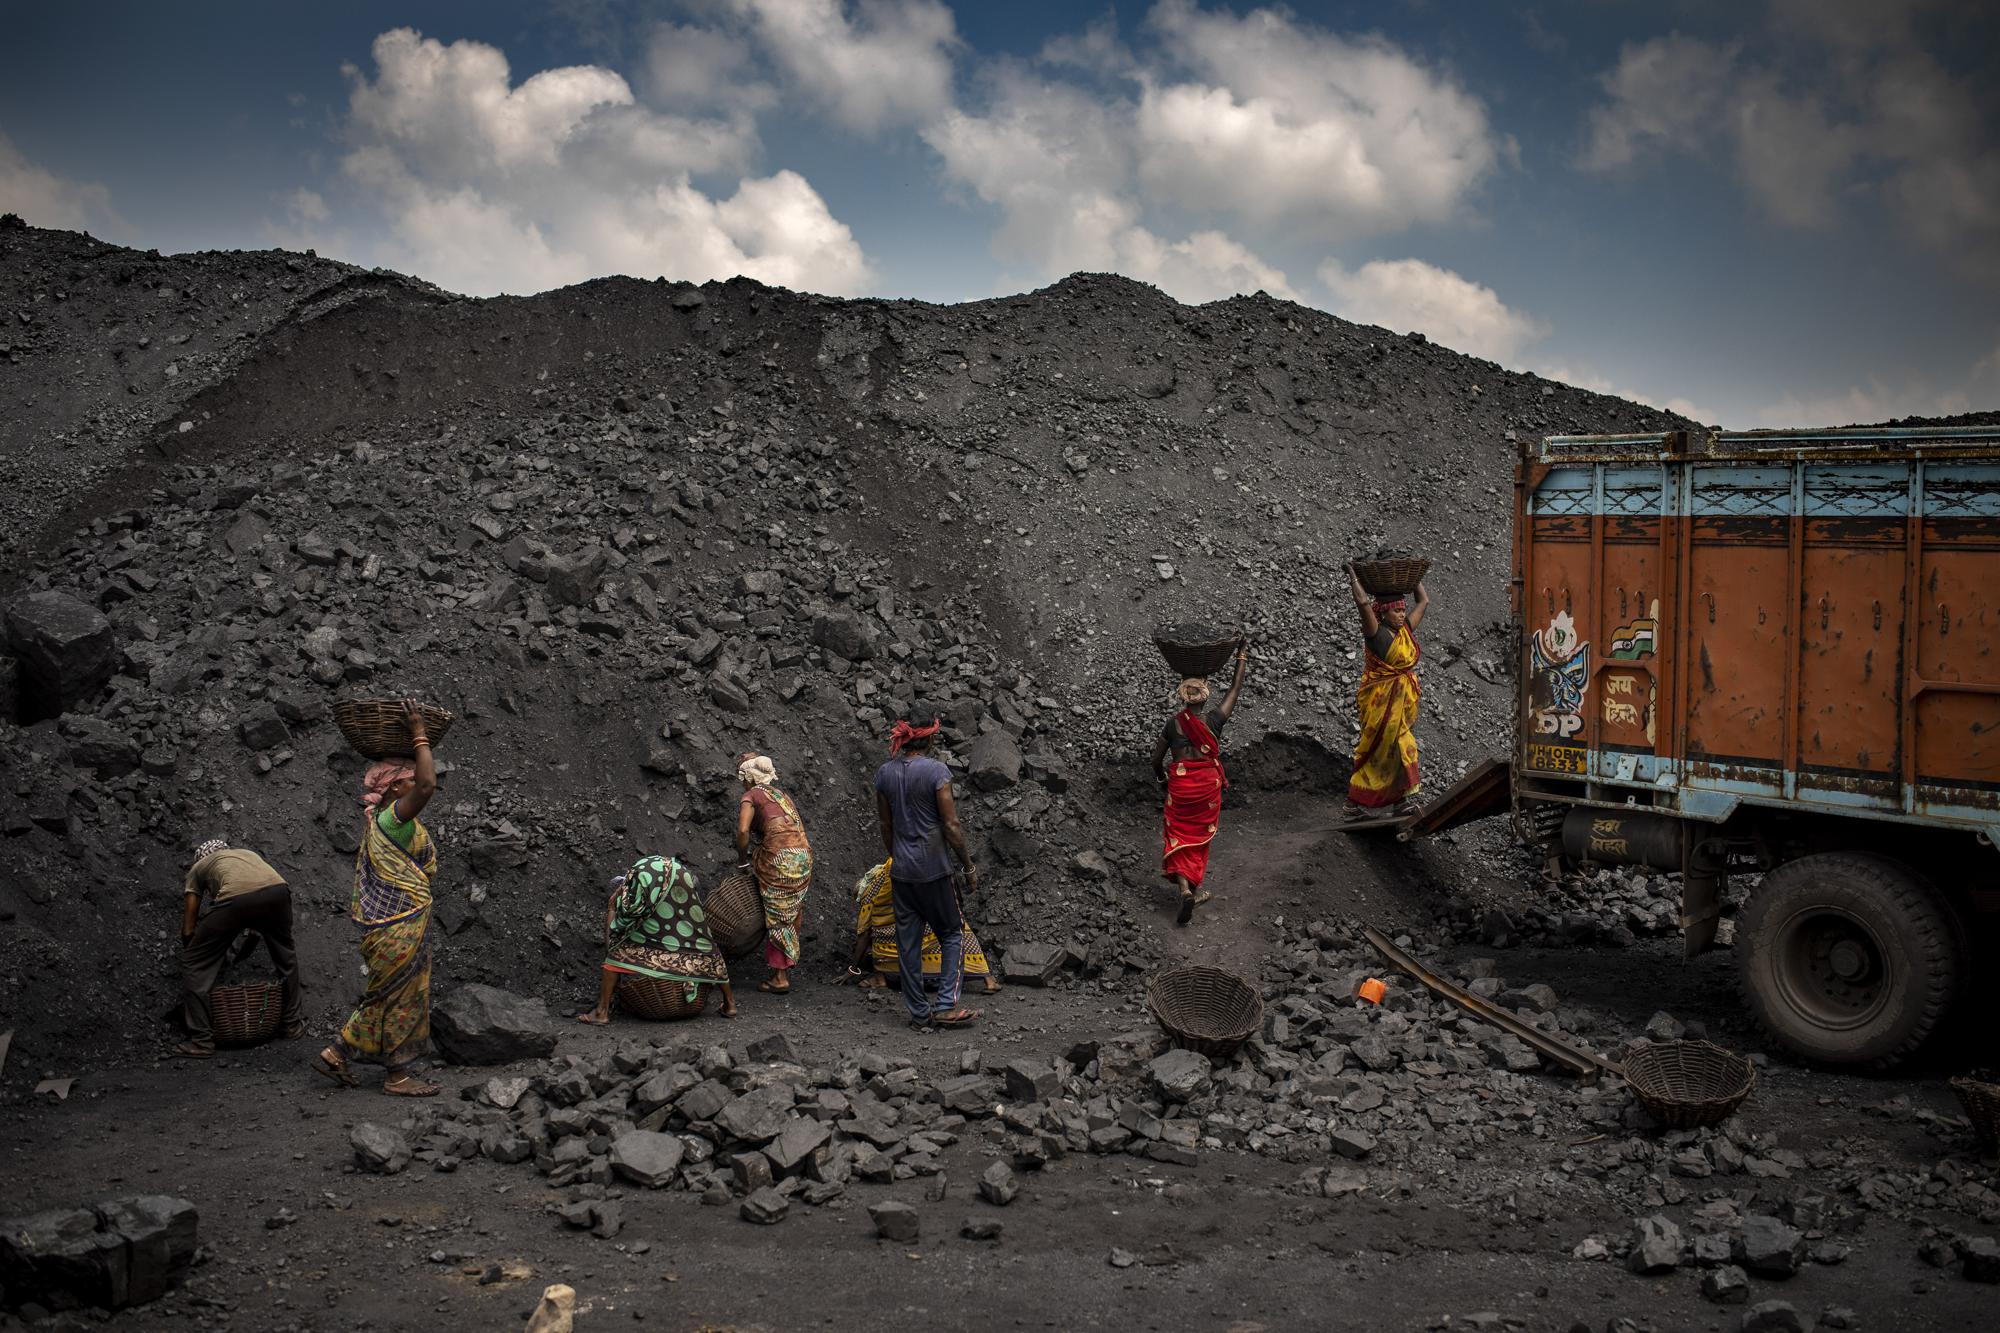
[2,219,1996,1330]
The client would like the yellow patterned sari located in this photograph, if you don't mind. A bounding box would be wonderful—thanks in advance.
[337,811,435,1069]
[1348,624,1422,810]
[853,860,990,977]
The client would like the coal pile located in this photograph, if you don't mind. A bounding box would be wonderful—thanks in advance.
[0,218,1706,1066]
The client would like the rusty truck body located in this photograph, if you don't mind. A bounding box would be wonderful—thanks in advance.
[1476,425,1998,1068]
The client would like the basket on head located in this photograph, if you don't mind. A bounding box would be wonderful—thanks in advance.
[1152,623,1241,680]
[1951,1075,2000,1155]
[703,870,767,960]
[1146,964,1264,1059]
[617,975,708,1021]
[1622,1039,1756,1128]
[210,981,283,1046]
[333,699,455,760]
[1353,556,1431,598]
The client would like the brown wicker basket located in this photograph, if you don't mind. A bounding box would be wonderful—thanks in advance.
[333,699,455,760]
[618,975,708,1021]
[1353,556,1431,597]
[1623,1040,1755,1128]
[1146,964,1264,1059]
[704,871,767,960]
[1950,1075,2000,1154]
[211,981,283,1045]
[1152,623,1241,679]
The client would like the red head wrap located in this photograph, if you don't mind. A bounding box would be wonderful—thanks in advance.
[889,716,941,755]
[1373,597,1407,615]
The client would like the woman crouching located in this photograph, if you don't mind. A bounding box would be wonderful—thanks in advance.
[576,854,736,1024]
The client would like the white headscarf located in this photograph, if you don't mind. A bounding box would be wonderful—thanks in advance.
[194,838,228,862]
[737,754,778,787]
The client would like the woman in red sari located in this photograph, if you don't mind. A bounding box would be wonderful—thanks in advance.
[1152,645,1249,925]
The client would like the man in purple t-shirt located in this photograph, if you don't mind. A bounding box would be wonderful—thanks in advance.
[873,717,981,1029]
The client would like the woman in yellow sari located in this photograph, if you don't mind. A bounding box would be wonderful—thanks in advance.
[314,700,442,1097]
[1346,566,1428,819]
[848,860,999,994]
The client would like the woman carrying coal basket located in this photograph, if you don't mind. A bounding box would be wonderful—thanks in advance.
[1345,563,1429,820]
[314,700,443,1097]
[575,854,737,1024]
[734,752,815,995]
[1153,642,1249,924]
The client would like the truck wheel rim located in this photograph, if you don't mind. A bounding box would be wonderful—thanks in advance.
[1773,906,1889,1032]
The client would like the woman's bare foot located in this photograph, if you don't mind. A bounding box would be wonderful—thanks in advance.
[858,974,888,990]
[573,1010,610,1025]
[980,976,1001,994]
[717,998,739,1018]
[383,1072,440,1097]
[758,975,791,994]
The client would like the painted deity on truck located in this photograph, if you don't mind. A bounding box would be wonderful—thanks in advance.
[1529,609,1590,741]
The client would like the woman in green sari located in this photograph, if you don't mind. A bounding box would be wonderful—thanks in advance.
[575,854,736,1023]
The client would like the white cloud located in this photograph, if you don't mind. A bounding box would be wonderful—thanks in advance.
[309,28,870,297]
[1579,13,2000,275]
[0,130,123,235]
[1136,0,1501,235]
[1319,258,1545,364]
[1536,362,1721,425]
[1580,34,1739,171]
[1121,228,1297,302]
[1751,344,2000,426]
[923,68,1297,304]
[642,22,774,115]
[725,0,958,134]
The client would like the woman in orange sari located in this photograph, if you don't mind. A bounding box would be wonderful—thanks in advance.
[1346,566,1428,818]
[1152,645,1248,925]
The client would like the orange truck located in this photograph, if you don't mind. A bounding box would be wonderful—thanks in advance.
[1419,426,1999,1068]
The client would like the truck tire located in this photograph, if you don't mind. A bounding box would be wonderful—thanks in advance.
[1737,852,1964,1070]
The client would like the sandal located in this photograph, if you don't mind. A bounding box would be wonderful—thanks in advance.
[173,1042,214,1059]
[981,977,1001,995]
[758,979,792,995]
[931,1007,980,1028]
[311,1048,357,1088]
[383,1072,440,1098]
[1177,892,1195,926]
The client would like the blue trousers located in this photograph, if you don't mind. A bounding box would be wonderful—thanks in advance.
[891,874,963,1021]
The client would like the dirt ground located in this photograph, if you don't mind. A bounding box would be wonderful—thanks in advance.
[4,790,1992,1333]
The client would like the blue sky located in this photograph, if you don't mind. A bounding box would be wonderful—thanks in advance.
[4,1,1996,427]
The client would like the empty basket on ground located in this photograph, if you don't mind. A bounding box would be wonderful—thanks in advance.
[333,699,455,760]
[1147,964,1264,1059]
[1152,623,1240,679]
[703,871,766,960]
[1353,555,1431,597]
[210,981,283,1045]
[617,976,708,1021]
[1951,1075,2000,1154]
[1622,1039,1755,1128]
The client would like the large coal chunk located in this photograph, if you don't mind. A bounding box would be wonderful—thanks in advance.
[4,592,118,720]
[966,730,1023,791]
[430,984,559,1065]
[811,610,877,662]
[0,1195,197,1312]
